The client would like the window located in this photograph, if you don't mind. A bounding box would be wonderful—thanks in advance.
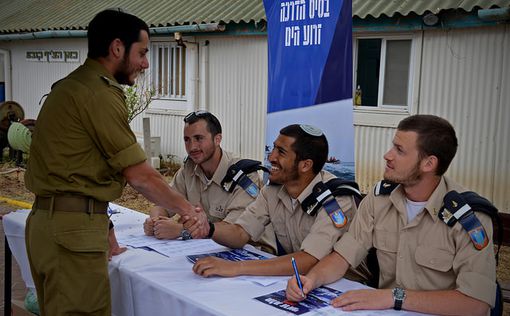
[148,41,197,113]
[151,42,186,99]
[354,36,413,109]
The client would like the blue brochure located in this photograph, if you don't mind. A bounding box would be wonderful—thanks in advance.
[254,286,342,315]
[186,248,268,264]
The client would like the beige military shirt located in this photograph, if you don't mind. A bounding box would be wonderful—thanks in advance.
[25,58,146,201]
[236,170,357,260]
[171,151,261,223]
[171,151,276,250]
[334,176,496,306]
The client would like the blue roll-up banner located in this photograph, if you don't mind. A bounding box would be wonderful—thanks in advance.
[263,0,354,179]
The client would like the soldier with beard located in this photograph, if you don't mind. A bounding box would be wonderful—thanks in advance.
[190,124,368,281]
[144,111,275,252]
[24,9,207,316]
[286,115,496,316]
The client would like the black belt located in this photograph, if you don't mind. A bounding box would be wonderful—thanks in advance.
[34,195,108,214]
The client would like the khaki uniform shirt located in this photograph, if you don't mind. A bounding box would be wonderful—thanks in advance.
[25,58,146,201]
[236,170,357,260]
[334,176,496,306]
[171,151,276,250]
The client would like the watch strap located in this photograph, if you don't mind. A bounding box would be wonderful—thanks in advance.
[207,221,215,238]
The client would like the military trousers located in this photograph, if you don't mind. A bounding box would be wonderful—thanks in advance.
[25,208,110,316]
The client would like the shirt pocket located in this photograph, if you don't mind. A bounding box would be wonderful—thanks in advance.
[415,245,454,272]
[54,229,108,253]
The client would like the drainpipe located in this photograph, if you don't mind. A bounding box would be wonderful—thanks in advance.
[0,23,225,41]
[199,40,209,111]
[0,49,12,101]
[478,7,510,21]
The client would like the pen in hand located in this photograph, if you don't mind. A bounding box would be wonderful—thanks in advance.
[291,257,305,298]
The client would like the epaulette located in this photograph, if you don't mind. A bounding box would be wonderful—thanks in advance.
[301,179,362,228]
[438,190,502,261]
[100,76,123,91]
[220,159,269,198]
[374,180,398,196]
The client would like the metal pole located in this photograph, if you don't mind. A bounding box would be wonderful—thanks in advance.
[4,236,12,316]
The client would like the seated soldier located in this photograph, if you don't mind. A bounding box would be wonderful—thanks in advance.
[188,124,369,280]
[144,111,275,252]
[286,115,497,316]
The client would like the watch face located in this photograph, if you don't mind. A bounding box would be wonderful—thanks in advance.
[393,287,405,300]
[181,229,193,240]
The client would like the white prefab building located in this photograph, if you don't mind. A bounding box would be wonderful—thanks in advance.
[0,0,509,212]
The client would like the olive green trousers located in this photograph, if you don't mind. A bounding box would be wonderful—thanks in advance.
[25,208,110,316]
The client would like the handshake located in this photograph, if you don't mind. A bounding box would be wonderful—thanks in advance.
[143,205,212,240]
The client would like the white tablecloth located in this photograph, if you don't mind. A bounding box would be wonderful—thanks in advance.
[3,205,429,316]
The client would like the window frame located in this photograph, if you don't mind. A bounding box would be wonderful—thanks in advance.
[146,37,198,115]
[353,32,422,127]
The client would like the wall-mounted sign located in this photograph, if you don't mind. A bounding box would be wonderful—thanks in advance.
[26,50,79,63]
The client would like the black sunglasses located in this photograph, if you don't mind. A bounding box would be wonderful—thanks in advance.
[183,110,211,123]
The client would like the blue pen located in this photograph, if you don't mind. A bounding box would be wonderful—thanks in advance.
[291,257,305,298]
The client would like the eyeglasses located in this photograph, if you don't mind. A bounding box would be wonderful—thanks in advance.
[183,110,210,123]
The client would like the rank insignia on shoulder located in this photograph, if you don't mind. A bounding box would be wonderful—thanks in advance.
[439,190,489,250]
[374,180,398,196]
[220,159,268,198]
[100,76,123,91]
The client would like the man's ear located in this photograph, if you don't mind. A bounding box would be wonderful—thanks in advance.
[214,133,222,146]
[421,155,438,173]
[298,159,313,174]
[110,38,125,59]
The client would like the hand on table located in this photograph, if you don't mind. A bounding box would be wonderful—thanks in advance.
[153,216,182,239]
[330,288,393,311]
[143,217,155,236]
[192,257,241,277]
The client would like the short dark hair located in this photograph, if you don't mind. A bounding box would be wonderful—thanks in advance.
[183,111,222,136]
[87,9,149,59]
[397,114,458,175]
[279,124,328,174]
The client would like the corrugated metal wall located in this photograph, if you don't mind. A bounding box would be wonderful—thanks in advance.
[419,25,507,206]
[207,36,267,161]
[493,25,510,212]
[130,35,268,163]
[354,125,394,193]
[4,38,87,119]
[355,25,510,211]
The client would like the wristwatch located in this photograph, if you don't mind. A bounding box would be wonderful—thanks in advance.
[180,228,193,240]
[392,287,406,310]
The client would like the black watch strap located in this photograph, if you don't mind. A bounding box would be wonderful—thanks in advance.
[207,221,215,238]
[394,298,403,311]
[392,287,405,311]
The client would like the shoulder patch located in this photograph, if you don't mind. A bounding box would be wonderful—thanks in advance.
[220,159,268,198]
[374,180,398,196]
[301,179,362,229]
[100,76,123,92]
[438,190,489,251]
